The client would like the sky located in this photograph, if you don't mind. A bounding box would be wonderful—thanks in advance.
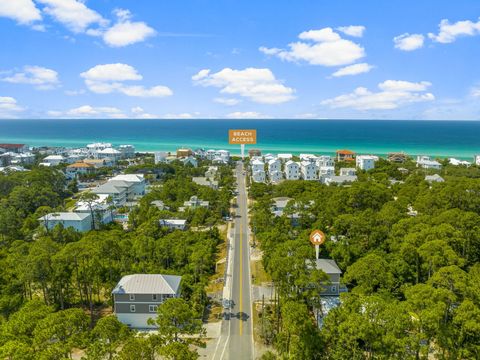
[0,0,479,120]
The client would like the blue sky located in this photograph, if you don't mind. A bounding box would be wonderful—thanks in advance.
[0,0,479,120]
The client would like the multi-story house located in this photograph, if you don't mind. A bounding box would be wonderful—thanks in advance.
[112,274,182,329]
[301,161,317,180]
[356,155,377,171]
[284,160,300,180]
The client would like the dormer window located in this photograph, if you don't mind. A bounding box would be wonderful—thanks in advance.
[129,294,135,301]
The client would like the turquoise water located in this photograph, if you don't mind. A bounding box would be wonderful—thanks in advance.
[0,119,479,159]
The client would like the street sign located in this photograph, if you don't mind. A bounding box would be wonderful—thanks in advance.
[310,230,325,245]
[229,129,257,145]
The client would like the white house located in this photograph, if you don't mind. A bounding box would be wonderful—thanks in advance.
[43,155,65,166]
[98,148,122,162]
[192,176,218,190]
[300,154,317,163]
[277,154,293,162]
[319,166,335,177]
[252,170,266,183]
[112,274,181,329]
[417,155,442,170]
[39,212,93,232]
[340,168,357,176]
[154,152,169,164]
[119,145,135,159]
[159,219,187,231]
[109,174,146,197]
[268,159,281,173]
[356,155,377,171]
[284,160,300,180]
[301,161,317,181]
[75,194,113,225]
[449,158,470,166]
[66,162,96,179]
[182,196,209,209]
[251,159,265,173]
[270,170,283,183]
[316,155,334,167]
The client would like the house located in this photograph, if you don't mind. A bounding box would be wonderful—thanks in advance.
[39,212,93,232]
[268,159,281,173]
[319,166,335,177]
[192,176,218,190]
[425,174,445,183]
[181,156,198,167]
[182,196,209,209]
[87,143,112,158]
[75,194,113,225]
[0,144,28,153]
[109,174,146,197]
[83,158,113,168]
[42,155,65,166]
[66,162,96,179]
[277,153,293,162]
[324,175,358,185]
[339,168,357,176]
[252,170,266,183]
[248,149,261,158]
[301,161,317,180]
[356,155,377,171]
[151,200,166,210]
[269,170,283,183]
[387,152,407,163]
[176,148,193,158]
[159,219,187,231]
[119,145,135,159]
[112,274,182,329]
[205,166,218,179]
[97,148,122,162]
[284,160,300,180]
[154,152,169,164]
[93,183,128,206]
[0,165,28,173]
[316,155,334,168]
[449,158,470,166]
[251,159,265,173]
[271,197,293,216]
[6,152,35,165]
[310,259,344,296]
[264,153,276,163]
[416,155,441,170]
[336,150,355,162]
[299,154,317,163]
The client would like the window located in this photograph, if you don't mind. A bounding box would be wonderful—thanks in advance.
[331,286,337,293]
[130,305,136,312]
[152,294,157,301]
[149,305,158,313]
[129,294,135,301]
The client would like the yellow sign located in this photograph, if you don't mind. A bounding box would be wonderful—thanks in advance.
[310,230,326,246]
[229,129,257,145]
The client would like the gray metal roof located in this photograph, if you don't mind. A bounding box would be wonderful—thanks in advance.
[112,274,181,295]
[313,259,342,275]
[38,212,91,221]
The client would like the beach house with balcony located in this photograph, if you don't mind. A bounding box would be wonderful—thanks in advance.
[112,274,182,329]
[336,149,355,162]
[356,155,377,171]
[39,212,93,232]
[284,160,300,180]
[301,161,317,180]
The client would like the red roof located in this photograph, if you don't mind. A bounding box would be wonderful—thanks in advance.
[336,149,355,155]
[0,144,25,149]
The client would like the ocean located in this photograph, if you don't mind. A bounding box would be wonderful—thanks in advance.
[0,119,479,159]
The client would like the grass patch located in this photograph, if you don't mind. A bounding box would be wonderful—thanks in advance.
[251,260,271,286]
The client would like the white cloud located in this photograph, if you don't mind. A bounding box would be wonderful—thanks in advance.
[0,0,42,24]
[2,65,59,89]
[48,105,127,118]
[471,88,480,98]
[192,67,295,104]
[0,96,24,117]
[36,0,108,33]
[259,27,365,66]
[331,63,373,77]
[394,33,425,51]
[428,18,480,43]
[321,80,435,110]
[214,97,241,106]
[80,63,172,98]
[64,89,86,96]
[162,113,195,119]
[131,106,145,114]
[226,111,271,119]
[102,8,155,47]
[337,25,365,37]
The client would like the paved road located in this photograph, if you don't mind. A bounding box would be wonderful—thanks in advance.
[212,162,254,360]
